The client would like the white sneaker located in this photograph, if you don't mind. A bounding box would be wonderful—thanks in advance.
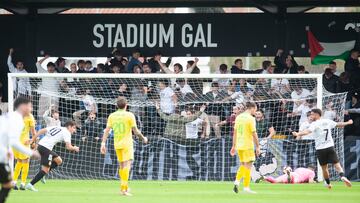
[25,183,38,192]
[243,187,257,194]
[341,177,352,187]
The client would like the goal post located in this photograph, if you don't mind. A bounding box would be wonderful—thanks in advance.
[7,72,345,182]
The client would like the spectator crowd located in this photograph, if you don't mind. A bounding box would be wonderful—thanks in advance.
[1,47,359,181]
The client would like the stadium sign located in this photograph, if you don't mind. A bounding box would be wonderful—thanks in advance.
[92,23,218,48]
[0,13,359,58]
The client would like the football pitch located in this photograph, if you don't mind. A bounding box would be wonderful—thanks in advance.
[8,180,360,203]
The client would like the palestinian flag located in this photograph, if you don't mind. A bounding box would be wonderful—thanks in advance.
[307,29,356,65]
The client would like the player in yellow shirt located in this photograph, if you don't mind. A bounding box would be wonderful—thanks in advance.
[100,97,148,196]
[13,113,36,190]
[230,102,260,194]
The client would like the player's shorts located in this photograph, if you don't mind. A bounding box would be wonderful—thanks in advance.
[0,163,12,184]
[316,146,339,166]
[237,149,256,163]
[38,145,59,167]
[115,147,134,163]
[13,145,31,160]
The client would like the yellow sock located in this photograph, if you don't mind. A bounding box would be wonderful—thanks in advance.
[243,167,251,188]
[13,162,23,183]
[122,167,130,191]
[235,166,245,182]
[21,162,30,184]
[119,168,125,191]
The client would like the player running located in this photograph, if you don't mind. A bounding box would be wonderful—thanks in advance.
[26,121,79,192]
[0,97,40,203]
[12,112,36,190]
[265,166,316,184]
[100,96,148,196]
[292,108,353,189]
[231,102,260,194]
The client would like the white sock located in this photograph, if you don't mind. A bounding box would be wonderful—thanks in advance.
[234,181,240,186]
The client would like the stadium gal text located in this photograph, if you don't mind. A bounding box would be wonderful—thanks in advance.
[92,23,218,48]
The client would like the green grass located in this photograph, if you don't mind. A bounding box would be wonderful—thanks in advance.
[8,180,360,203]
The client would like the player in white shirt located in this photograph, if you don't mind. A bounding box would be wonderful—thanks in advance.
[158,79,177,114]
[292,109,353,189]
[0,97,40,203]
[26,121,79,192]
[7,48,31,96]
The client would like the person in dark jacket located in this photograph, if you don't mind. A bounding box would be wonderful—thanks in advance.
[345,49,360,90]
[323,68,339,93]
[55,57,70,73]
[147,51,172,73]
[344,49,359,73]
[337,72,354,108]
[156,103,206,180]
[344,92,360,137]
[274,49,298,74]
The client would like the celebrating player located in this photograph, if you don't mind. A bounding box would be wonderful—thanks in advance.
[100,96,148,196]
[265,166,316,184]
[26,121,79,192]
[231,102,260,194]
[0,97,40,203]
[292,108,353,189]
[13,112,36,190]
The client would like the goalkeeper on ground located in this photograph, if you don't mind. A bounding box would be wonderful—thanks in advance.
[100,96,148,196]
[265,166,316,184]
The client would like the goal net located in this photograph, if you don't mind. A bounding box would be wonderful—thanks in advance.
[8,73,346,181]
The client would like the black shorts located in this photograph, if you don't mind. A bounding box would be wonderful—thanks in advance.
[316,146,339,166]
[38,145,59,167]
[0,163,12,184]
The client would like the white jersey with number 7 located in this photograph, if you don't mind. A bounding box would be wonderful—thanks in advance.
[308,118,337,150]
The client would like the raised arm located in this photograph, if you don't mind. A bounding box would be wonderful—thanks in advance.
[7,48,16,73]
[157,60,173,74]
[184,58,199,74]
[165,57,172,67]
[267,126,276,139]
[36,55,50,73]
[336,119,353,128]
[43,108,52,124]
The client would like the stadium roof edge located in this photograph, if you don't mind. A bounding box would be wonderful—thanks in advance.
[0,0,359,15]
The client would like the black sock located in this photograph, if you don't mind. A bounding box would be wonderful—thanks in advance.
[339,172,345,178]
[325,178,330,185]
[30,170,47,185]
[0,187,11,203]
[50,162,58,171]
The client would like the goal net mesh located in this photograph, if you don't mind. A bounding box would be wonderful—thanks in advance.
[10,74,346,181]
